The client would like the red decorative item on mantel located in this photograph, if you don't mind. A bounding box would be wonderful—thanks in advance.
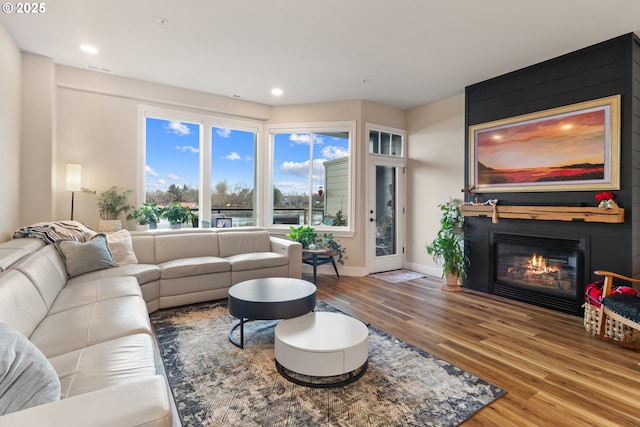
[595,192,614,203]
[595,192,616,209]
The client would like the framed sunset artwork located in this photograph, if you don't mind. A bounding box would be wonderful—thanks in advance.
[468,95,620,192]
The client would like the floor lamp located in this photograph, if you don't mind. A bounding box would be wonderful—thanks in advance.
[65,164,82,220]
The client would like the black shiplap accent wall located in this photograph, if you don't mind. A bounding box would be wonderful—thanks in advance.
[464,33,640,314]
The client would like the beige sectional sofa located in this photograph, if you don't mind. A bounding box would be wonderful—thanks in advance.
[0,226,302,426]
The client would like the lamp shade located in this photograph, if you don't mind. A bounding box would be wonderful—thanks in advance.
[65,164,82,192]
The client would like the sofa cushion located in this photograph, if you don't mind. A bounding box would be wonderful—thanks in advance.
[49,276,142,315]
[159,257,230,279]
[0,322,61,415]
[12,245,67,311]
[0,238,45,272]
[106,230,138,265]
[56,234,117,278]
[226,252,288,271]
[217,230,272,257]
[154,233,220,263]
[29,296,151,358]
[71,263,160,286]
[0,270,48,338]
[48,333,157,398]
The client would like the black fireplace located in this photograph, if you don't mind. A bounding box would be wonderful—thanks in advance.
[491,232,585,315]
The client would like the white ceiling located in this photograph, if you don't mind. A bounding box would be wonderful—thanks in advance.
[2,0,640,110]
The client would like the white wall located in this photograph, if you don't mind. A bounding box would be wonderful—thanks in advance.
[0,24,21,241]
[20,53,56,226]
[405,94,466,277]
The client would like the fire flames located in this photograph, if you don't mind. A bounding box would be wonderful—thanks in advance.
[527,253,558,274]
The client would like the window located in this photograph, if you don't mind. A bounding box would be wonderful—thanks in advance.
[268,122,354,229]
[369,129,403,157]
[144,117,201,222]
[210,126,257,226]
[142,106,258,228]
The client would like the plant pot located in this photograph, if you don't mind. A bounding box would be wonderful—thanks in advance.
[441,272,462,292]
[169,222,182,230]
[149,222,157,230]
[135,224,148,231]
[98,219,122,233]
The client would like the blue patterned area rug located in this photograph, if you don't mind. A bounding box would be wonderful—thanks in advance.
[150,300,505,427]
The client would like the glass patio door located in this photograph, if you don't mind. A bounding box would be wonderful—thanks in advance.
[367,156,405,273]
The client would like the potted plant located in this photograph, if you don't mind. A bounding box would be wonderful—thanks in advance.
[162,202,192,229]
[425,199,468,292]
[317,233,347,265]
[286,225,318,249]
[132,202,163,230]
[82,186,133,232]
[438,198,464,231]
[287,226,347,265]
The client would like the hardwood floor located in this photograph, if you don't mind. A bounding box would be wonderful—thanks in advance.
[310,273,640,426]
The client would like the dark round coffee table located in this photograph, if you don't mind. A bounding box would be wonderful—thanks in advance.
[227,277,316,348]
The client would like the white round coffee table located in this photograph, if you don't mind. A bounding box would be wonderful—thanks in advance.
[274,311,368,387]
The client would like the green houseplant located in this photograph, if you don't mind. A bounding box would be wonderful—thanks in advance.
[82,186,134,232]
[132,203,163,229]
[286,226,347,265]
[425,199,467,291]
[286,226,317,249]
[162,202,192,229]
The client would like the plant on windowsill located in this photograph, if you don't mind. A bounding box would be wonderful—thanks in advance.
[162,202,192,229]
[425,198,468,292]
[82,186,134,232]
[131,203,164,230]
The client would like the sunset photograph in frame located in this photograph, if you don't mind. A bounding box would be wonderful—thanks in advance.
[468,95,620,192]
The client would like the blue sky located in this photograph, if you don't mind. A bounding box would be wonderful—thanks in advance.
[145,117,348,196]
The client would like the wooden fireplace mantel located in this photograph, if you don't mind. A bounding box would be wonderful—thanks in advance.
[460,204,625,223]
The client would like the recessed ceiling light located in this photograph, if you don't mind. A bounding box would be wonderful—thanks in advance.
[80,44,98,54]
[271,88,283,96]
[158,18,168,25]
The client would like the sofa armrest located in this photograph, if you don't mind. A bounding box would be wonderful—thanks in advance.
[0,376,172,427]
[270,236,302,279]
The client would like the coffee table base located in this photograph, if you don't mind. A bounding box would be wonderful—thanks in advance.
[228,318,247,348]
[276,360,368,388]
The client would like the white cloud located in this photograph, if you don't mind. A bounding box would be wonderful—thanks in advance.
[274,180,308,193]
[244,155,253,161]
[147,179,166,189]
[225,152,241,160]
[165,121,191,136]
[216,128,231,138]
[281,160,310,177]
[322,145,348,159]
[280,159,326,181]
[167,173,180,180]
[289,134,312,144]
[145,165,158,176]
[175,145,199,153]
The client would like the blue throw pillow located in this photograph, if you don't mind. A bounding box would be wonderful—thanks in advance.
[0,322,61,415]
[56,233,117,278]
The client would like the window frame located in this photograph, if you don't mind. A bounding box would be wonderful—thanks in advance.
[138,105,262,227]
[265,120,356,235]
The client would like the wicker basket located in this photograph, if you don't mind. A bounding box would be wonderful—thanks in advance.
[583,303,640,343]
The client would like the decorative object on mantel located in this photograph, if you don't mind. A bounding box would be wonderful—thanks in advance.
[461,202,624,224]
[595,191,616,209]
[426,199,468,292]
[82,186,134,233]
[463,199,499,223]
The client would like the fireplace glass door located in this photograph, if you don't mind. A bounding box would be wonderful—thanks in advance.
[495,235,579,297]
